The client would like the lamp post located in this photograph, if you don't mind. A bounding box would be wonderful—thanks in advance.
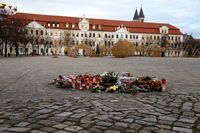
[0,1,17,56]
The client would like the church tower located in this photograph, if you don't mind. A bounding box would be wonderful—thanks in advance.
[138,6,145,22]
[133,8,139,21]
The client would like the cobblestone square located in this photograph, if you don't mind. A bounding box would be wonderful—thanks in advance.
[0,56,200,132]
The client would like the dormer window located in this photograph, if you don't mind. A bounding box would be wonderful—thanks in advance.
[52,23,55,27]
[66,23,69,28]
[92,25,96,30]
[98,25,101,30]
[160,26,169,34]
[47,23,51,27]
[72,23,75,28]
[57,23,60,27]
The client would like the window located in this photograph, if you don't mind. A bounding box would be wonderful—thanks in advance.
[133,35,135,39]
[130,35,132,39]
[55,31,58,36]
[154,36,156,40]
[116,34,118,39]
[52,24,55,27]
[57,23,60,27]
[136,35,138,39]
[31,30,33,35]
[93,33,95,37]
[126,35,128,39]
[105,34,107,38]
[99,34,101,38]
[85,33,87,37]
[105,41,107,46]
[81,34,83,37]
[36,30,38,35]
[136,42,138,47]
[98,25,101,30]
[41,39,44,44]
[72,23,75,28]
[92,25,96,30]
[47,23,51,27]
[66,23,69,28]
[41,30,43,35]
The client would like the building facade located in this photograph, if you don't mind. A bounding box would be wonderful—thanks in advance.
[2,8,185,57]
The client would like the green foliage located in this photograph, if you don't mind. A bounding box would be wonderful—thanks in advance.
[101,72,118,84]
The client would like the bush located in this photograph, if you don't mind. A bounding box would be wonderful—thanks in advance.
[112,40,135,58]
[68,49,77,58]
[100,45,111,56]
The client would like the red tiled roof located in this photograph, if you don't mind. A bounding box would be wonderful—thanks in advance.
[10,12,182,35]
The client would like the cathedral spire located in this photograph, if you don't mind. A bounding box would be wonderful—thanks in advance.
[139,7,145,18]
[133,8,139,21]
[138,5,145,22]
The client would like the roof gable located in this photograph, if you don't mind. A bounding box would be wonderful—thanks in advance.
[26,20,45,29]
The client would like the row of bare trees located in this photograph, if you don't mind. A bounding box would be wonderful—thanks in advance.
[0,18,27,57]
[183,35,200,57]
[0,17,55,57]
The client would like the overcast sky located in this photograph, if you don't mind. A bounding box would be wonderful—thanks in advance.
[4,0,200,38]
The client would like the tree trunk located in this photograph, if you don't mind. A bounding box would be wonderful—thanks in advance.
[38,45,40,55]
[4,40,7,57]
[15,43,19,56]
[24,44,27,56]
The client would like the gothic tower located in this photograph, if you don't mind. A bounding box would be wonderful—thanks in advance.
[133,8,139,21]
[138,7,145,22]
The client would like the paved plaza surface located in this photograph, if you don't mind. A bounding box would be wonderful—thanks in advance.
[0,56,200,133]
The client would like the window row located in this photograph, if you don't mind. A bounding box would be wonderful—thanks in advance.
[47,22,60,28]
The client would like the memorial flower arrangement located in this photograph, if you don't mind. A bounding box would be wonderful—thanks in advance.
[50,72,166,94]
[101,72,118,85]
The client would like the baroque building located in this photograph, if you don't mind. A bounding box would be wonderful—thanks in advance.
[3,7,185,57]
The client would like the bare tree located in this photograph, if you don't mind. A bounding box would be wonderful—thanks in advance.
[0,19,10,57]
[183,35,200,57]
[62,31,74,48]
[26,29,40,56]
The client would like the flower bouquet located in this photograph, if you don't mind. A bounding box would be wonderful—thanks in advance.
[100,72,118,88]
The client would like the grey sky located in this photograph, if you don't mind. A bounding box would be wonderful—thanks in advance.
[4,0,200,38]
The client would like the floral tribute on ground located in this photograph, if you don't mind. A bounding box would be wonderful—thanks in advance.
[50,72,166,94]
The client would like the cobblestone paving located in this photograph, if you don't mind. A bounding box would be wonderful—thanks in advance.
[1,92,200,133]
[0,56,200,132]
